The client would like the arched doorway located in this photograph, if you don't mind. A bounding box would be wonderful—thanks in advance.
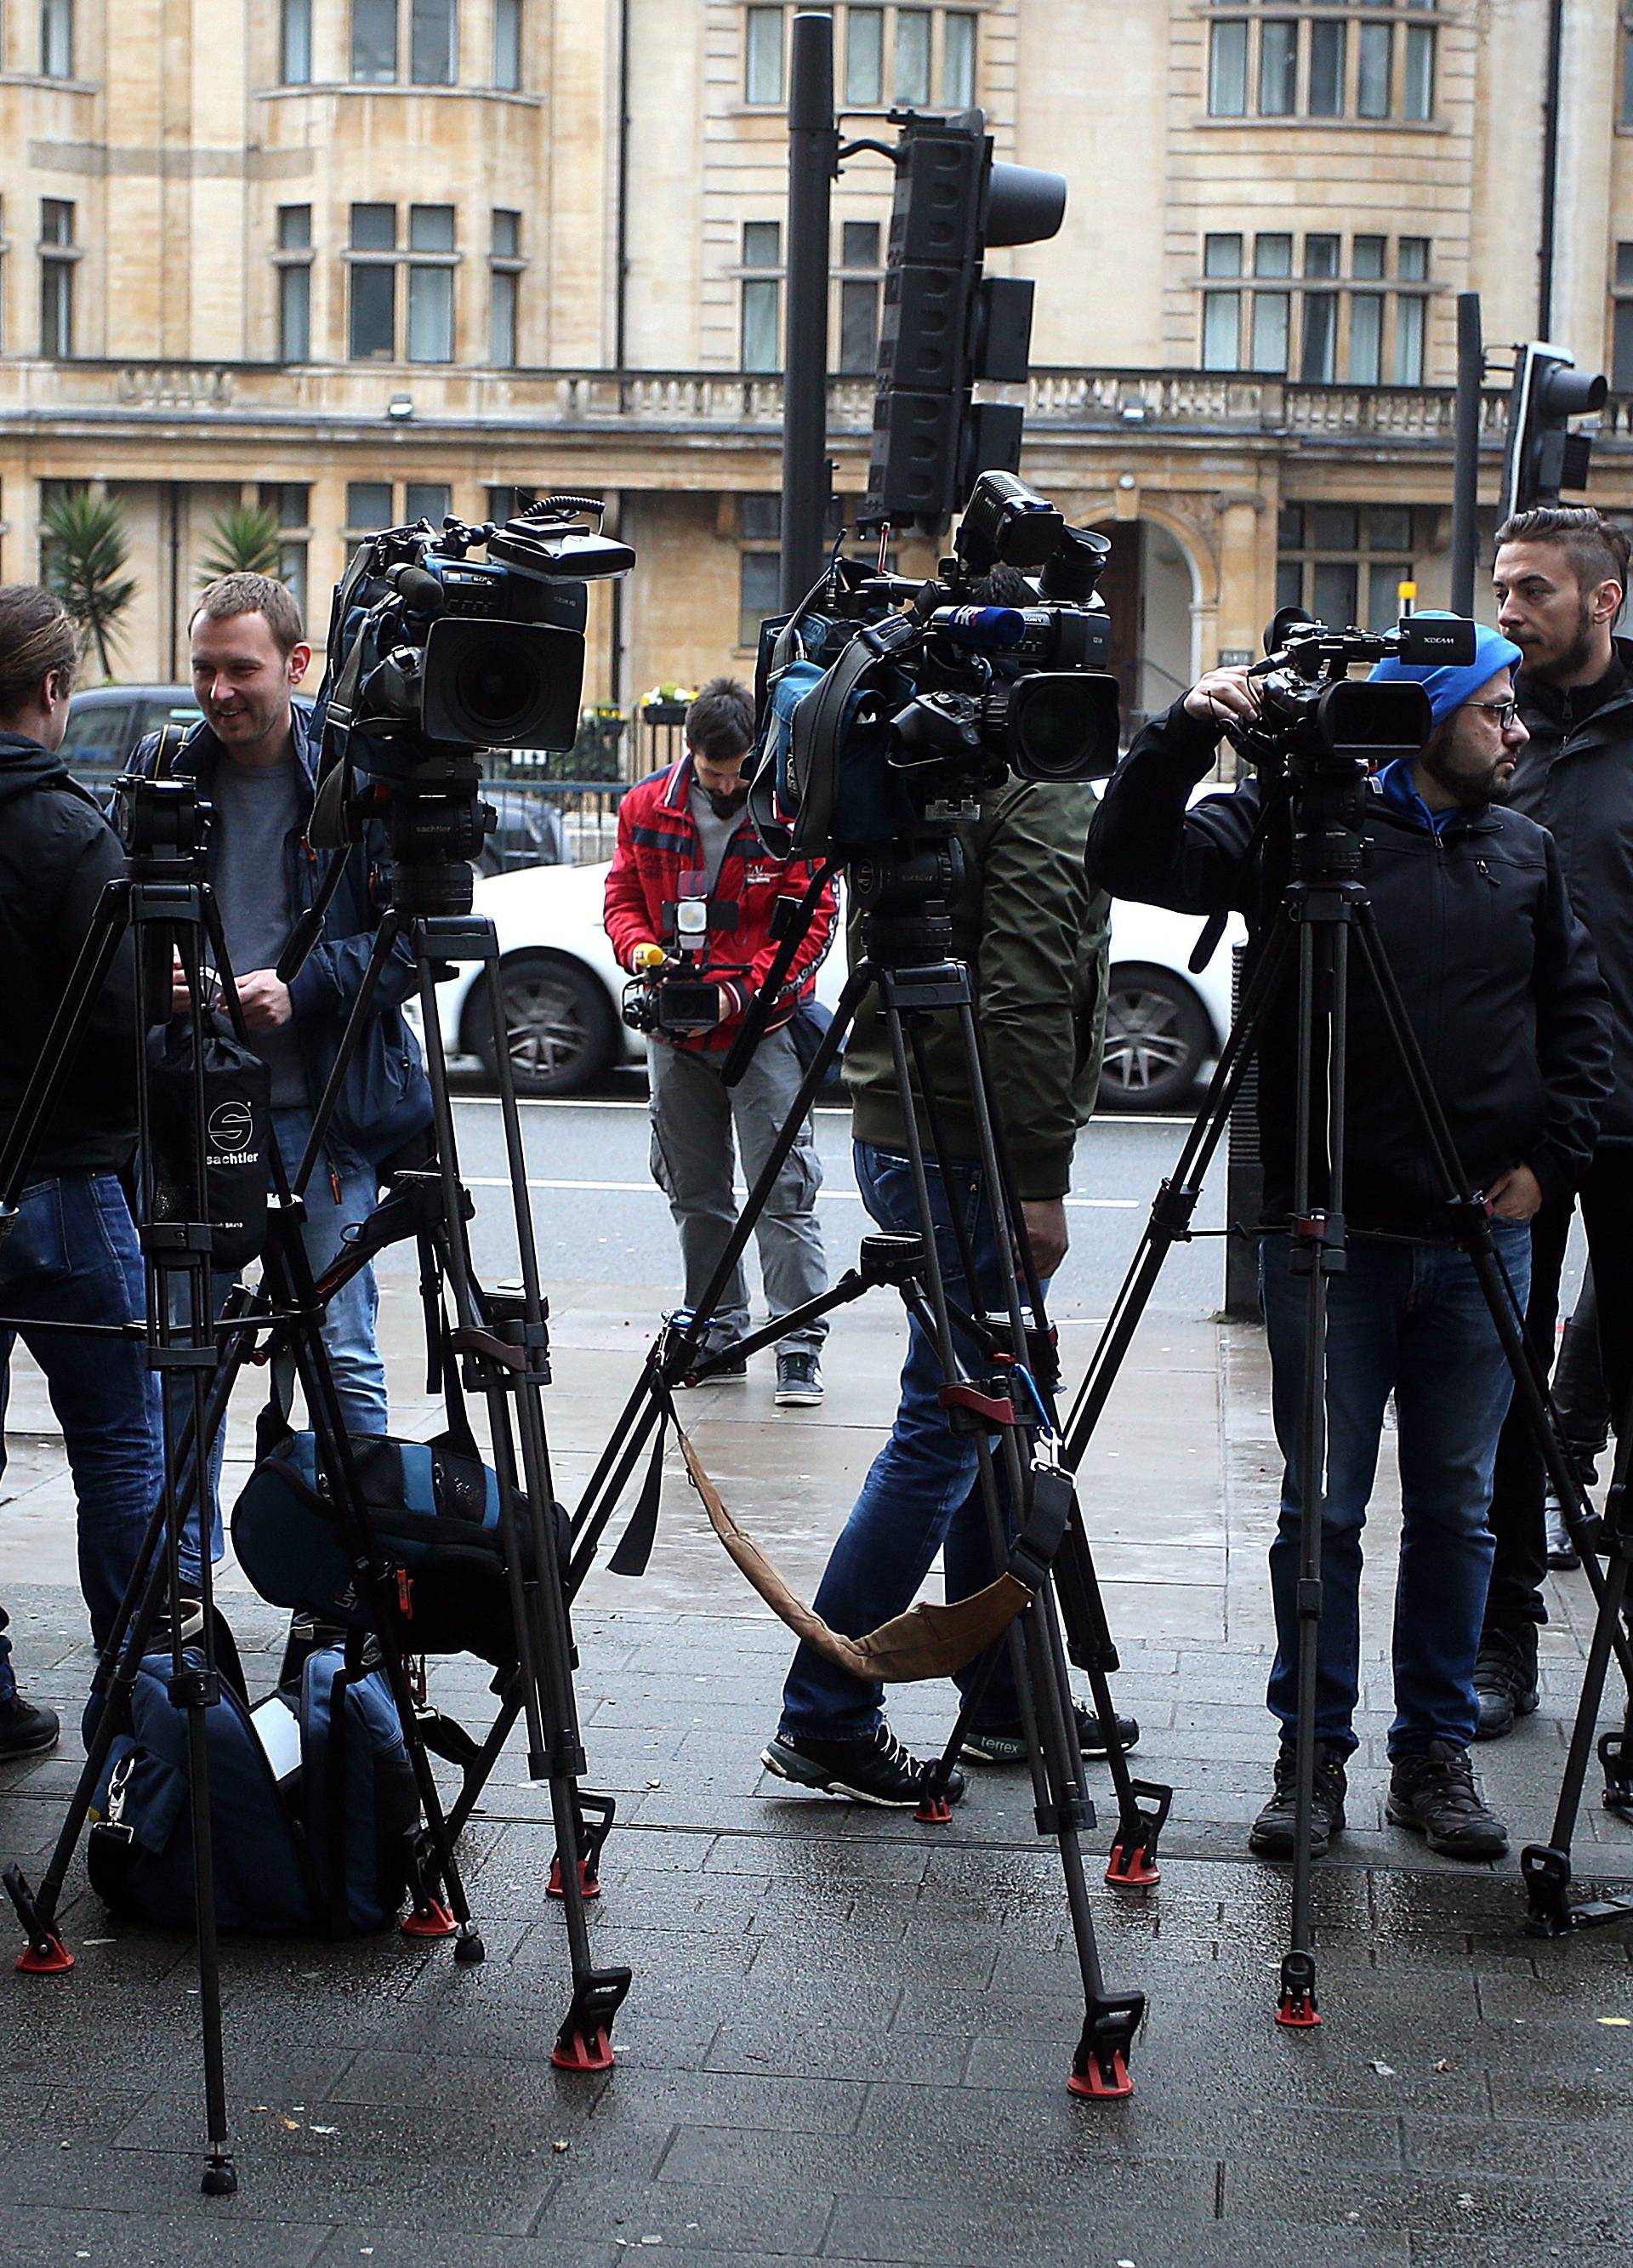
[1090,519,1202,737]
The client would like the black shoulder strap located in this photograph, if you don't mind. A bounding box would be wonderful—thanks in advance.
[151,722,191,781]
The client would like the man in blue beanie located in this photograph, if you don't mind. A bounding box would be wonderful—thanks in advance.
[1085,621,1611,1863]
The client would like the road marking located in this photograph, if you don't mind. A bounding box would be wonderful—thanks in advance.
[459,1176,1138,1208]
[451,1096,1193,1126]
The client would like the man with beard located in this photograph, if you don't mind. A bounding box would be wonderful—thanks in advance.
[1474,508,1633,1735]
[1085,622,1610,1859]
[604,676,836,1404]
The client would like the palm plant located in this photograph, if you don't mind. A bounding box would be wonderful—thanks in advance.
[40,488,138,681]
[196,501,283,584]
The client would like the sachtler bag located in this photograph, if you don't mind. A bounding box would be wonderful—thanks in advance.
[145,1016,272,1274]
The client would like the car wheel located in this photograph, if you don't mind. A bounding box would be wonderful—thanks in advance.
[1099,963,1211,1110]
[470,952,618,1097]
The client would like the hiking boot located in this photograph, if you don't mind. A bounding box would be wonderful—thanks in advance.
[964,1701,1141,1766]
[0,1692,60,1759]
[1543,1491,1580,1572]
[761,1722,964,1809]
[774,1352,824,1408]
[1249,1741,1347,1861]
[1472,1627,1539,1741]
[1386,1741,1509,1860]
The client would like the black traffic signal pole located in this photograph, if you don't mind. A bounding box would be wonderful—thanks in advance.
[1449,293,1483,618]
[780,11,839,610]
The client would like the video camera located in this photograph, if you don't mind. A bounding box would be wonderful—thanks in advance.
[1230,607,1477,779]
[620,900,741,1039]
[748,470,1122,860]
[308,498,634,917]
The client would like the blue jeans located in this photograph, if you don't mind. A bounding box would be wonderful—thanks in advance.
[1259,1223,1530,1758]
[0,1173,161,1680]
[175,1108,389,1582]
[778,1142,1026,1741]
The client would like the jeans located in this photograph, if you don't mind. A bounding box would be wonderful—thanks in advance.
[174,1108,389,1582]
[778,1141,1024,1741]
[0,1173,160,1669]
[646,1028,828,1354]
[1259,1222,1531,1758]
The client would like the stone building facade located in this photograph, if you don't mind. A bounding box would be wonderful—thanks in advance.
[1,0,1630,732]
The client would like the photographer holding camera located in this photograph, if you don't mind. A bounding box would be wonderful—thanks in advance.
[1086,620,1611,1861]
[0,585,161,1752]
[605,676,837,1405]
[140,572,431,1564]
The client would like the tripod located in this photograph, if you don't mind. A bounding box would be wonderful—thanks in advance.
[1061,750,1633,2023]
[572,822,1164,2099]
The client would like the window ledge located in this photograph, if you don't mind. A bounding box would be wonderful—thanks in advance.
[257,83,543,106]
[1195,113,1449,134]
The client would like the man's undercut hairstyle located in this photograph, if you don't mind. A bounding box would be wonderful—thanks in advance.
[0,584,83,720]
[686,675,756,764]
[1494,506,1631,609]
[191,572,305,659]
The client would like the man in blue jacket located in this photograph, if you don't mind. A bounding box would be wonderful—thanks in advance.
[139,573,430,1570]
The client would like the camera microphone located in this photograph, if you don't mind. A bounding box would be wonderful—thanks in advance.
[387,564,447,618]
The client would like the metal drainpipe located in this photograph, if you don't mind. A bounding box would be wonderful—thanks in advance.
[609,0,632,711]
[1538,0,1564,339]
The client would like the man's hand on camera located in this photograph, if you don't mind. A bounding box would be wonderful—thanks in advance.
[1487,1164,1544,1222]
[1020,1198,1068,1279]
[236,969,293,1032]
[169,946,193,1014]
[1182,668,1260,732]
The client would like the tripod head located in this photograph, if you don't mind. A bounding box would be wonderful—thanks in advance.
[111,774,212,873]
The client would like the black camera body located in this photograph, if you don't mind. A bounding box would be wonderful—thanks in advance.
[621,974,723,1039]
[749,470,1122,859]
[1233,607,1477,780]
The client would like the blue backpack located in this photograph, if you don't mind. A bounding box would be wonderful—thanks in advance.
[87,1633,420,1936]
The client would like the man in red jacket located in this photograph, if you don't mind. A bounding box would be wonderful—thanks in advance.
[604,677,837,1404]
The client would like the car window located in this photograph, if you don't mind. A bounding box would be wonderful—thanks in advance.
[139,700,203,745]
[65,700,135,755]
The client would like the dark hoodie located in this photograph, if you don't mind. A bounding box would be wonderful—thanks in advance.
[0,733,140,1172]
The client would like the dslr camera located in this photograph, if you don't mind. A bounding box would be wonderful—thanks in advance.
[1230,606,1477,780]
[310,496,634,915]
[749,470,1123,860]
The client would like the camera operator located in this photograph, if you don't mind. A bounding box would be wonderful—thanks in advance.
[1475,507,1633,1735]
[762,701,1135,1808]
[139,572,431,1568]
[1085,623,1611,1861]
[0,585,161,1751]
[604,676,836,1406]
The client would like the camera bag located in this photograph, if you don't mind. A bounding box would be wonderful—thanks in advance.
[86,1627,419,1936]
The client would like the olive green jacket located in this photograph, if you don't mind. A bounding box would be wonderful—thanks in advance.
[843,778,1110,1200]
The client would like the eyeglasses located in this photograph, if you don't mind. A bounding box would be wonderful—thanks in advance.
[1461,698,1520,728]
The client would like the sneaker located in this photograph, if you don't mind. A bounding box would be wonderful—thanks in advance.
[681,1348,748,1387]
[1472,1627,1539,1741]
[760,1722,964,1809]
[1385,1741,1509,1860]
[0,1692,61,1759]
[1544,1492,1580,1572]
[1248,1741,1348,1861]
[964,1701,1141,1766]
[774,1352,823,1407]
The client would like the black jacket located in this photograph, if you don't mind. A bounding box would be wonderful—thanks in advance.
[1084,701,1613,1228]
[134,708,431,1166]
[1509,637,1633,1146]
[0,733,140,1173]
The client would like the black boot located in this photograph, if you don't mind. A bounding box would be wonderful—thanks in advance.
[1472,1627,1539,1741]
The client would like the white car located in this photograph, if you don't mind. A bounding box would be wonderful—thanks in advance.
[419,857,1240,1113]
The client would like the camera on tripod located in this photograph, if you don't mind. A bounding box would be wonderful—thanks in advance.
[1232,607,1478,779]
[749,470,1123,858]
[308,497,634,918]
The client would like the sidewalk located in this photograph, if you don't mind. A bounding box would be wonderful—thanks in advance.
[2,1269,1630,2265]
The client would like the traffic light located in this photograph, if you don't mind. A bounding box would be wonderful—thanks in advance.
[1499,344,1607,520]
[862,111,1066,533]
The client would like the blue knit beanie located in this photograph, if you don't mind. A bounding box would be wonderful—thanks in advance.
[1368,612,1523,727]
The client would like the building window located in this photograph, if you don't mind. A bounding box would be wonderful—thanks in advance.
[1198,228,1432,384]
[487,485,540,522]
[1206,1,1437,125]
[490,208,521,366]
[259,484,310,618]
[745,7,784,102]
[40,198,76,358]
[895,9,931,105]
[494,0,522,89]
[1613,242,1633,392]
[352,0,399,80]
[755,5,976,111]
[345,482,395,533]
[741,219,782,373]
[41,0,74,78]
[837,219,881,375]
[739,546,782,652]
[1277,502,1417,632]
[411,0,458,85]
[281,0,313,83]
[407,204,456,362]
[276,205,313,362]
[943,10,976,105]
[406,482,451,526]
[348,202,397,359]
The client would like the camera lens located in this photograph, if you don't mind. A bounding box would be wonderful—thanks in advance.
[452,638,541,736]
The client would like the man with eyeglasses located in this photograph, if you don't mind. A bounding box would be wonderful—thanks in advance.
[1475,506,1633,1737]
[1086,619,1610,1862]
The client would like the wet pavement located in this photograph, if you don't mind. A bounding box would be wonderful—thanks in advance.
[2,1251,1630,2266]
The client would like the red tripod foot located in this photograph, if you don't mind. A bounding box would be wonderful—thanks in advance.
[548,1857,602,1900]
[401,1900,457,1939]
[914,1792,955,1825]
[1067,2049,1134,2100]
[16,1935,75,1975]
[1276,1951,1320,2027]
[1105,1841,1159,1887]
[551,2025,614,2073]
